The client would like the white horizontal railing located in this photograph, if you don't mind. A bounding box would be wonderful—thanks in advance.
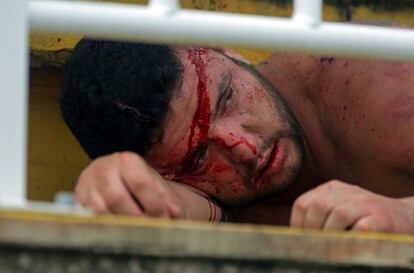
[2,0,414,208]
[29,0,414,61]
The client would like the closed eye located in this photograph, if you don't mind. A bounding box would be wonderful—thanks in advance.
[214,72,232,118]
[219,85,234,115]
[182,144,209,174]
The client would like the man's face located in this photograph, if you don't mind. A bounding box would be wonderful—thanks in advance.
[146,48,303,204]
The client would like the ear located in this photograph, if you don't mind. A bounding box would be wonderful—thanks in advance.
[214,47,250,64]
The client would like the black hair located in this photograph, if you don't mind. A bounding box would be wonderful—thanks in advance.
[60,39,183,159]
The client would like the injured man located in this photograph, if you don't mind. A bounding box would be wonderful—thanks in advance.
[61,39,414,233]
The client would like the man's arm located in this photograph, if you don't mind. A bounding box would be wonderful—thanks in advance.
[76,152,222,222]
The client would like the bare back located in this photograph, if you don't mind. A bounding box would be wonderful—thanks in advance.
[231,54,414,225]
[309,56,414,197]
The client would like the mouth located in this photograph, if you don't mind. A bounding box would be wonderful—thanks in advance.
[254,142,284,182]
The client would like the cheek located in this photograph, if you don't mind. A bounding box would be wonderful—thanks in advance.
[207,157,234,180]
[179,154,247,197]
[200,154,235,184]
[148,146,187,176]
[245,90,254,103]
[239,86,272,112]
[254,86,273,109]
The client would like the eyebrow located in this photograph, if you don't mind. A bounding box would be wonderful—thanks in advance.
[213,72,231,119]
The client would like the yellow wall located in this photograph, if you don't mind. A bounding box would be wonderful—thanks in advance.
[28,0,414,201]
[28,70,90,200]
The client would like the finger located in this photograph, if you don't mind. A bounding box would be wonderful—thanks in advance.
[119,153,171,217]
[75,180,109,214]
[290,186,328,227]
[75,169,93,205]
[303,200,330,229]
[96,173,144,216]
[89,190,109,214]
[324,202,367,230]
[166,202,182,219]
[108,190,144,216]
[126,174,170,217]
[352,216,390,233]
[290,197,309,227]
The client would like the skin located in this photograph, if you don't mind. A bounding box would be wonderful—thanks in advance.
[76,47,414,233]
[146,47,303,204]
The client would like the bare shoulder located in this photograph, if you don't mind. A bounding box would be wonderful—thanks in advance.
[322,57,414,176]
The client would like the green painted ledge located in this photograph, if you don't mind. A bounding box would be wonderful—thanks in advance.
[0,210,414,273]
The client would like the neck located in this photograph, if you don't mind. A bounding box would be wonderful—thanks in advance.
[256,53,337,183]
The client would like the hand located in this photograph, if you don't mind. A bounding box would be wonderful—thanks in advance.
[290,180,414,233]
[75,152,184,218]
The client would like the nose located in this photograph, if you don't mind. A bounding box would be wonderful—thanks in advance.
[210,123,257,163]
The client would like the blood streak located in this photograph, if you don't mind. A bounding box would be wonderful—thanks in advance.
[212,136,257,155]
[187,48,212,154]
[212,162,231,174]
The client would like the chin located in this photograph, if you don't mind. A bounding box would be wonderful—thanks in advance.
[256,153,302,198]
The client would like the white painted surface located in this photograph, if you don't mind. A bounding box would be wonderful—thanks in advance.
[0,0,28,206]
[29,0,414,61]
[293,0,323,25]
[148,0,180,14]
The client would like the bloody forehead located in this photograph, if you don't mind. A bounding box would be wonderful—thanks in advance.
[185,48,213,157]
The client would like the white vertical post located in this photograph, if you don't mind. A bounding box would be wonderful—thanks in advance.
[148,0,180,14]
[0,0,29,206]
[293,0,323,26]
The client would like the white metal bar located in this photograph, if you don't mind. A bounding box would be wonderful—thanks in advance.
[293,0,323,25]
[148,0,180,14]
[0,0,29,206]
[29,0,414,61]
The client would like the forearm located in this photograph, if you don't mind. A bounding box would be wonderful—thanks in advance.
[168,182,223,222]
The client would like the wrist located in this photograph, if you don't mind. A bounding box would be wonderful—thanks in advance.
[205,196,223,222]
[166,181,223,221]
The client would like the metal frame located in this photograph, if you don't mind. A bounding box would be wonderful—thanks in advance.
[0,0,29,206]
[1,0,414,208]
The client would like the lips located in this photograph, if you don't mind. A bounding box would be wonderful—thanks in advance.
[255,142,284,181]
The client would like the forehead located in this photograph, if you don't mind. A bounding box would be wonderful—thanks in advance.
[145,48,231,171]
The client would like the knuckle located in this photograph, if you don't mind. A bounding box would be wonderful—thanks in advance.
[91,163,114,180]
[157,188,168,200]
[130,178,152,193]
[293,197,308,212]
[77,167,94,185]
[110,151,122,159]
[312,199,326,211]
[326,180,344,188]
[332,207,350,222]
[354,221,370,231]
[105,190,124,208]
[356,196,375,210]
[95,171,111,183]
[119,151,144,165]
[90,153,123,177]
